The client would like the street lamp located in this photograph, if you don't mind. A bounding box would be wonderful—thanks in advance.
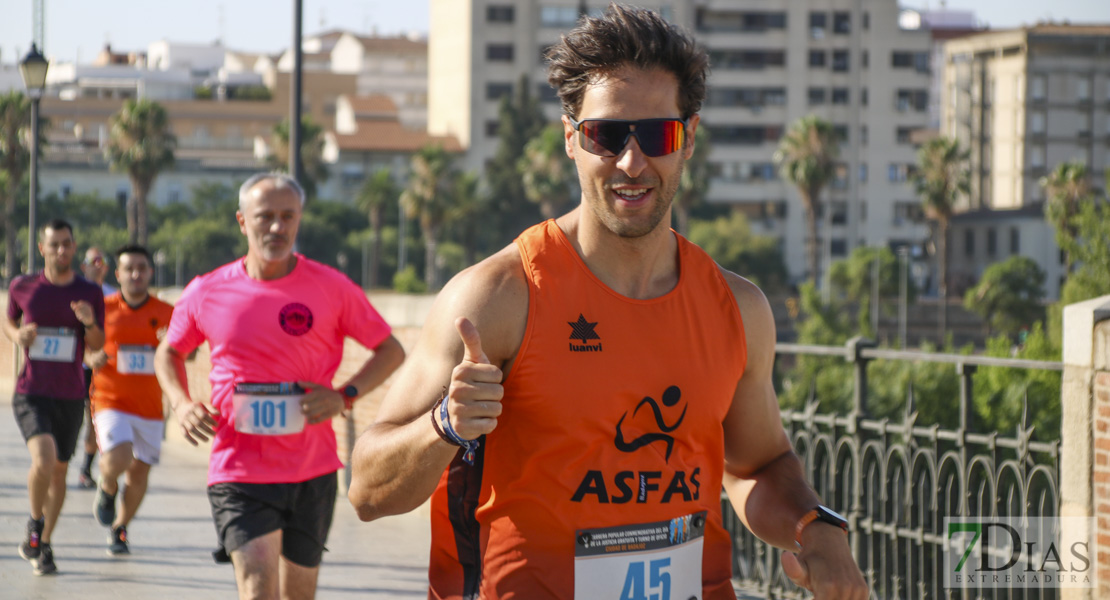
[19,43,49,274]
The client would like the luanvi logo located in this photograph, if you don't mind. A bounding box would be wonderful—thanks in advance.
[568,314,602,352]
[571,385,698,504]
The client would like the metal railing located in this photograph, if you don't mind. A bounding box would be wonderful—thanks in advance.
[725,338,1063,599]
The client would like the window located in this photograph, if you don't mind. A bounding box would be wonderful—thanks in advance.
[964,229,974,257]
[487,5,514,23]
[696,9,787,32]
[60,183,72,199]
[861,88,868,106]
[859,163,868,182]
[540,6,579,28]
[810,12,827,38]
[537,83,558,104]
[860,125,868,145]
[832,50,849,72]
[116,185,129,204]
[832,88,850,104]
[486,120,500,137]
[486,82,513,100]
[986,228,997,257]
[808,87,826,105]
[1030,112,1045,134]
[893,202,923,225]
[487,44,514,62]
[1030,75,1046,100]
[809,50,826,68]
[888,164,911,182]
[709,50,786,70]
[707,125,782,145]
[914,52,930,73]
[895,89,928,112]
[1009,227,1020,254]
[1030,146,1045,168]
[831,238,848,257]
[896,127,914,144]
[863,12,870,30]
[833,12,851,34]
[167,184,182,204]
[832,125,849,143]
[831,201,848,225]
[1078,77,1091,101]
[861,50,869,69]
[892,52,913,68]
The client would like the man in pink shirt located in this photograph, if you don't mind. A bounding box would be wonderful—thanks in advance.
[154,173,404,599]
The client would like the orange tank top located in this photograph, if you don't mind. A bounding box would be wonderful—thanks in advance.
[428,220,747,600]
[90,293,174,420]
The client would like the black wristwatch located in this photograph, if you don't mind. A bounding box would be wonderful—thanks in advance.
[342,385,359,410]
[795,505,848,545]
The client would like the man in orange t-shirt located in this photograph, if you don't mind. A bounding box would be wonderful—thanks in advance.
[89,245,173,555]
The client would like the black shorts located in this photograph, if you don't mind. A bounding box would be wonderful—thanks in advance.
[12,393,86,462]
[207,471,338,568]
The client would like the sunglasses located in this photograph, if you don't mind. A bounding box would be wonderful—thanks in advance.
[569,117,687,158]
[84,257,104,266]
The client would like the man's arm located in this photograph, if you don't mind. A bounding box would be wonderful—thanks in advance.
[2,316,36,348]
[71,300,105,351]
[348,247,527,521]
[297,334,406,425]
[154,338,217,445]
[720,273,867,599]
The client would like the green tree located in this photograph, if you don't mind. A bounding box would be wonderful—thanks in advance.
[486,74,548,247]
[673,126,711,237]
[974,323,1061,443]
[267,116,329,200]
[1039,160,1091,273]
[963,256,1045,338]
[1049,198,1110,343]
[519,124,572,220]
[356,169,398,289]
[402,145,456,290]
[0,91,32,279]
[106,98,177,246]
[828,246,910,339]
[911,136,969,338]
[774,115,839,286]
[687,211,787,293]
[448,171,485,268]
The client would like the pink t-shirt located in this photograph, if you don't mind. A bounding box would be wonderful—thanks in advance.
[166,254,392,485]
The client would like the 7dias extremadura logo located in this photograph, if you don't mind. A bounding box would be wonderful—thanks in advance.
[944,517,1096,589]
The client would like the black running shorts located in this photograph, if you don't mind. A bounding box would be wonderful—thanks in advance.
[12,393,86,461]
[207,471,338,568]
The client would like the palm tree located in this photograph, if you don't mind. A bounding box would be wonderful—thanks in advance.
[911,136,969,338]
[673,126,711,237]
[448,171,485,268]
[401,145,455,290]
[1039,160,1091,273]
[0,92,33,279]
[774,116,840,286]
[106,99,177,246]
[519,125,572,220]
[356,169,398,289]
[267,116,329,200]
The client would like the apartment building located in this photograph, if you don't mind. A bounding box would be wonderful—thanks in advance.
[429,0,933,285]
[941,25,1110,297]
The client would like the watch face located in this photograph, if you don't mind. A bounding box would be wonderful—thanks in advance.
[818,505,848,527]
[343,385,358,399]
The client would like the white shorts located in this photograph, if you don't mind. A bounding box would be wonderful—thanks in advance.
[93,409,164,465]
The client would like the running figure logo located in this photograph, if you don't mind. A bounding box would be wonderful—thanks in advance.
[615,386,687,462]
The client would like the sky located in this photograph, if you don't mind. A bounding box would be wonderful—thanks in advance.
[1,0,1107,66]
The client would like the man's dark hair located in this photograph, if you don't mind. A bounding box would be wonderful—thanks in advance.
[115,244,153,264]
[40,218,74,237]
[545,3,708,120]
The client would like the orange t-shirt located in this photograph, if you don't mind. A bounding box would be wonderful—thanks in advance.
[90,293,174,420]
[429,220,747,599]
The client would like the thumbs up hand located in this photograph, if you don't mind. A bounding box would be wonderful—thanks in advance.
[440,317,504,441]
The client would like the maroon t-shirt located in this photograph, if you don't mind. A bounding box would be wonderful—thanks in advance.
[7,272,105,399]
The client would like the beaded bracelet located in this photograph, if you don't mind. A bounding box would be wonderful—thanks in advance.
[431,389,479,465]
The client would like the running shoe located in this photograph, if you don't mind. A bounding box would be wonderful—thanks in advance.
[18,516,44,561]
[78,470,96,490]
[32,542,57,576]
[94,480,117,527]
[108,525,130,555]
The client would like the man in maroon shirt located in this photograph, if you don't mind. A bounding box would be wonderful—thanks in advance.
[3,219,105,576]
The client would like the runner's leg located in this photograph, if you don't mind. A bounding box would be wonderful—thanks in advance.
[41,460,68,543]
[98,442,134,496]
[279,556,321,600]
[116,459,151,528]
[26,435,57,521]
[230,530,282,600]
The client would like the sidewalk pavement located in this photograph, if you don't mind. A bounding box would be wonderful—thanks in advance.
[0,393,431,599]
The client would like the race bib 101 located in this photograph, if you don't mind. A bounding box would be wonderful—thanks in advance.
[231,382,307,436]
[575,511,706,600]
[116,344,156,375]
[29,327,77,363]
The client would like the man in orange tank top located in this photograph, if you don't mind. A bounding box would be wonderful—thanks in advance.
[350,5,867,599]
[88,245,174,556]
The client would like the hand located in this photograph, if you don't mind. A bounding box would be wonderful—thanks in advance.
[16,323,37,348]
[86,350,108,370]
[70,300,95,327]
[782,523,869,599]
[297,382,345,425]
[440,317,504,441]
[174,400,219,446]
